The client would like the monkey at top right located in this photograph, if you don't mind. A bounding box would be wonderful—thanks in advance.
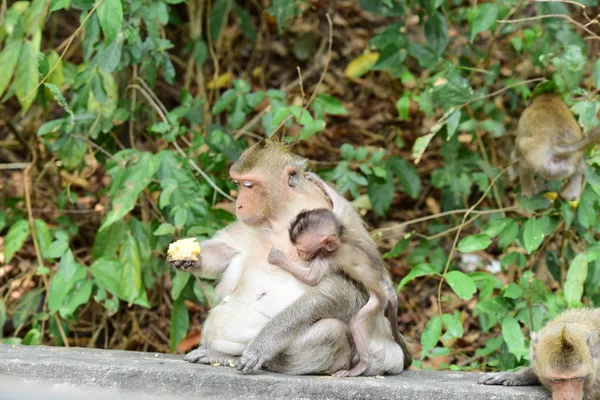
[514,92,600,201]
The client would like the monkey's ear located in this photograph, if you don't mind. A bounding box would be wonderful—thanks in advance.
[587,332,600,358]
[322,234,339,252]
[284,165,299,188]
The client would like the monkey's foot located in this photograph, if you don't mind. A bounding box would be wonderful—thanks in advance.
[167,255,199,272]
[237,347,269,374]
[267,247,286,266]
[305,172,327,189]
[332,361,368,378]
[184,349,239,367]
[478,372,529,386]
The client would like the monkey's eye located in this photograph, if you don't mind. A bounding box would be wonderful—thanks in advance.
[242,181,254,188]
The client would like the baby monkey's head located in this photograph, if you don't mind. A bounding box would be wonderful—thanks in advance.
[289,209,344,261]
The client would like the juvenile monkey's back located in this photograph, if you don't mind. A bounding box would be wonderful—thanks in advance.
[517,93,583,145]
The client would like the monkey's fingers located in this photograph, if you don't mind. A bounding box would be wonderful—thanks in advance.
[477,373,514,386]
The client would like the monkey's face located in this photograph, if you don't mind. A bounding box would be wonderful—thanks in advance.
[231,172,270,225]
[294,234,322,261]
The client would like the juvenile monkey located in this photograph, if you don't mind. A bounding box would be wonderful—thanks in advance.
[266,173,412,377]
[515,92,600,200]
[479,308,600,400]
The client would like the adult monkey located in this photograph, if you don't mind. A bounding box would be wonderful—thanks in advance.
[168,138,406,375]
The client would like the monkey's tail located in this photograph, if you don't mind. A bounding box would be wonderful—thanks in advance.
[555,127,600,156]
[385,280,413,370]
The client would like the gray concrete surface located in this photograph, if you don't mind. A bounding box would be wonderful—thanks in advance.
[0,344,549,399]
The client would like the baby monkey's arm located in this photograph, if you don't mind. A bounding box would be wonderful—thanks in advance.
[268,247,327,286]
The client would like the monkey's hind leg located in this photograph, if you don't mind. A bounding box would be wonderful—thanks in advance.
[478,366,540,386]
[332,294,381,378]
[185,347,240,367]
[518,163,542,198]
[559,169,583,201]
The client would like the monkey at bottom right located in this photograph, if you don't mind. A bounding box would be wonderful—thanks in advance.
[479,307,600,400]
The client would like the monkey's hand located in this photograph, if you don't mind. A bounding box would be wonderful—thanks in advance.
[268,247,286,266]
[167,254,202,272]
[477,369,540,386]
[237,345,269,374]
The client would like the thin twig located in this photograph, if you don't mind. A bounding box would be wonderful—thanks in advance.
[297,67,306,101]
[533,0,587,8]
[498,14,600,40]
[436,166,511,315]
[0,162,30,170]
[127,81,234,201]
[23,0,104,101]
[273,13,334,140]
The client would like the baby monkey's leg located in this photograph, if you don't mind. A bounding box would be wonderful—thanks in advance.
[268,247,327,286]
[332,293,382,378]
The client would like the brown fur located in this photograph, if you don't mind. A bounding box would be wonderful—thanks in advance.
[515,93,600,200]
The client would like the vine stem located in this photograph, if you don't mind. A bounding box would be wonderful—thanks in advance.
[436,165,511,316]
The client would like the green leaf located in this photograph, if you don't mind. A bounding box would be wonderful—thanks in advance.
[233,2,257,43]
[396,93,410,121]
[4,220,30,263]
[445,109,461,140]
[442,313,464,338]
[93,220,126,260]
[497,220,519,249]
[170,296,190,352]
[314,94,348,115]
[469,4,498,42]
[522,218,544,254]
[368,179,394,216]
[412,133,435,164]
[445,271,477,300]
[299,119,326,140]
[48,250,86,314]
[15,41,39,114]
[154,223,176,236]
[100,153,160,231]
[502,316,527,361]
[483,218,513,237]
[90,257,121,297]
[33,219,52,259]
[387,156,421,199]
[171,271,191,300]
[0,299,6,338]
[424,12,449,55]
[457,234,492,253]
[23,328,41,345]
[37,119,64,136]
[398,263,440,290]
[564,253,588,307]
[120,233,143,304]
[44,83,74,120]
[210,0,228,42]
[97,37,123,73]
[420,316,442,357]
[503,283,523,299]
[212,89,237,114]
[594,59,600,89]
[0,41,22,99]
[98,0,123,44]
[59,279,93,318]
[50,0,71,12]
[267,0,298,33]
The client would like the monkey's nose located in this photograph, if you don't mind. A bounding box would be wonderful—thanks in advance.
[237,204,242,209]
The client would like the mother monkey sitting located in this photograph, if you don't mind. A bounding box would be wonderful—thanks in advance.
[168,138,405,375]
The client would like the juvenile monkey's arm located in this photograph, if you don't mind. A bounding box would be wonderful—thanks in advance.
[478,366,541,386]
[305,173,351,218]
[268,248,327,286]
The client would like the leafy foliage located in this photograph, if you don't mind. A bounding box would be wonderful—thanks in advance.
[1,0,600,375]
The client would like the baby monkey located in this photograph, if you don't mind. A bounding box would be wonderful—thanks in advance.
[268,173,412,377]
[515,92,600,200]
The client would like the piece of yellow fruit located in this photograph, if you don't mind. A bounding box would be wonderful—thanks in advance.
[344,52,379,78]
[569,198,580,209]
[543,192,558,201]
[207,72,234,89]
[168,238,201,261]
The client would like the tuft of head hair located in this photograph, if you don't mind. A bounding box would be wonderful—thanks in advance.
[538,324,589,372]
[289,209,344,243]
[230,137,307,175]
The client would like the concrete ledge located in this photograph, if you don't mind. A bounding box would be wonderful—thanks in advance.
[0,344,549,399]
